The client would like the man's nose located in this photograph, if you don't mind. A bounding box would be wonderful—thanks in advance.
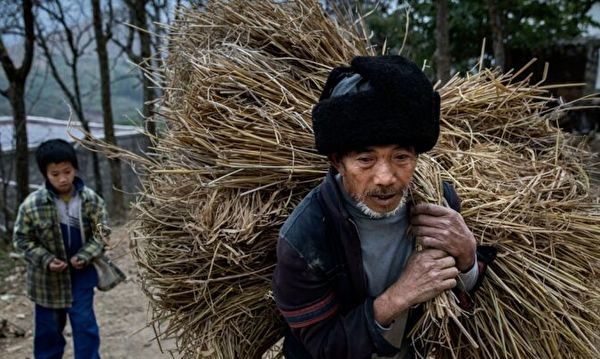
[373,161,396,186]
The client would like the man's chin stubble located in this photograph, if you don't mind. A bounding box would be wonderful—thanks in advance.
[355,190,408,219]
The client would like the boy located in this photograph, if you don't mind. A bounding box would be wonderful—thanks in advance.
[13,138,123,359]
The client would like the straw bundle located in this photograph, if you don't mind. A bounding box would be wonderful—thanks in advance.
[130,1,361,358]
[407,69,600,358]
[112,1,600,358]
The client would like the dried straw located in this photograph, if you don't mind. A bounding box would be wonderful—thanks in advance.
[130,1,366,357]
[79,1,600,358]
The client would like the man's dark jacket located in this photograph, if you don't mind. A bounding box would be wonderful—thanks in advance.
[272,169,496,359]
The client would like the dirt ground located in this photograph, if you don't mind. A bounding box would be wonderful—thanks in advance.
[0,227,177,359]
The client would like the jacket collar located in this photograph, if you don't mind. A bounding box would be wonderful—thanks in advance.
[319,167,370,301]
[43,176,85,202]
[320,166,353,222]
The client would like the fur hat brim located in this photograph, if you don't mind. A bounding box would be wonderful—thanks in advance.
[312,56,440,155]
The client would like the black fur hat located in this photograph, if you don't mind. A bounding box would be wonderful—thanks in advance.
[312,55,440,155]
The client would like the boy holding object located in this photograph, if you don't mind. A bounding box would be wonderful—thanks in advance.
[13,139,124,359]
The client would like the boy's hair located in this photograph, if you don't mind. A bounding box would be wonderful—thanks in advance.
[35,139,79,177]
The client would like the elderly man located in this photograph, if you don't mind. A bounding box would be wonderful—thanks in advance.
[272,56,495,359]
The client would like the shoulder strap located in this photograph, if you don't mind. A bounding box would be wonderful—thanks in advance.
[442,181,461,213]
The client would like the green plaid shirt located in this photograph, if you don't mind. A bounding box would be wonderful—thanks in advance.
[13,181,108,308]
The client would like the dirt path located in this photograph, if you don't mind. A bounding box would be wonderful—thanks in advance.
[0,227,176,359]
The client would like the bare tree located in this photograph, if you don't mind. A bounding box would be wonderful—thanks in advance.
[114,0,158,138]
[148,0,171,59]
[487,0,505,70]
[35,0,104,196]
[111,0,200,141]
[434,0,450,83]
[0,0,35,205]
[91,0,125,218]
[0,141,15,244]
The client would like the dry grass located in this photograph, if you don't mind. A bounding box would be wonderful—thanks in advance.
[408,69,600,358]
[77,1,600,358]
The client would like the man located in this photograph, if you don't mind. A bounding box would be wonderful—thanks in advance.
[272,56,495,359]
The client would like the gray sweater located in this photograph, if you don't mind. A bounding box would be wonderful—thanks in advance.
[336,175,477,358]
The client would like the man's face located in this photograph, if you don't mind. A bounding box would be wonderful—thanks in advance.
[332,144,417,215]
[46,161,76,195]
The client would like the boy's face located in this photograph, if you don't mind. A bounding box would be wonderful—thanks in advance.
[46,161,76,195]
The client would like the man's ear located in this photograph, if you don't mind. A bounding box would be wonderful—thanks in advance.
[329,153,345,176]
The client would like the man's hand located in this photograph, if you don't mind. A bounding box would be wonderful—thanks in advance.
[411,203,476,272]
[70,256,86,270]
[374,249,459,326]
[48,258,68,272]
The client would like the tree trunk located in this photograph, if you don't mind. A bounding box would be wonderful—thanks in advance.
[0,142,13,244]
[435,0,451,83]
[142,71,156,137]
[74,65,104,199]
[89,146,104,197]
[10,82,29,205]
[0,143,14,244]
[73,104,103,197]
[0,0,35,205]
[92,0,125,218]
[133,0,157,138]
[35,1,105,197]
[584,41,599,95]
[487,0,505,70]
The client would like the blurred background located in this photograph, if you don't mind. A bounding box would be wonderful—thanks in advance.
[1,0,599,235]
[0,1,599,357]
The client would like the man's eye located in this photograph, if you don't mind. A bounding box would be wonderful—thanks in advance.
[357,157,372,163]
[395,153,414,161]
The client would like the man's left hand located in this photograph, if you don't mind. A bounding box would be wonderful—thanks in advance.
[70,256,87,270]
[410,203,476,272]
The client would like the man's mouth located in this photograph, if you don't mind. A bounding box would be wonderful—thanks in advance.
[373,194,395,200]
[355,189,409,218]
[369,192,399,206]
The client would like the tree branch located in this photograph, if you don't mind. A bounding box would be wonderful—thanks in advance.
[18,0,35,81]
[111,28,141,63]
[77,23,96,55]
[34,21,80,116]
[0,0,35,82]
[0,35,17,82]
[106,0,115,41]
[26,62,50,111]
[0,29,26,37]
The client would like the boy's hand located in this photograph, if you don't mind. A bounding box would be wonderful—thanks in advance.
[48,258,68,272]
[70,256,86,270]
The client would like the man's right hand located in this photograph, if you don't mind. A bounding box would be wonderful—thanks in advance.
[48,258,68,272]
[373,249,459,326]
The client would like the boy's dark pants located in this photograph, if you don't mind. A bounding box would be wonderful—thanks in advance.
[34,278,100,359]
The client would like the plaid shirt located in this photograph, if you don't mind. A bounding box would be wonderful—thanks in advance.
[13,179,108,308]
